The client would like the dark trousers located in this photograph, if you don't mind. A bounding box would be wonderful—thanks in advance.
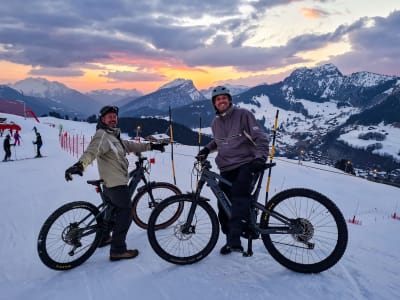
[36,144,42,157]
[3,149,11,161]
[103,185,132,254]
[218,163,254,240]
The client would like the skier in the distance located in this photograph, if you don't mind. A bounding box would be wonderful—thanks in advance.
[33,132,43,157]
[3,134,14,161]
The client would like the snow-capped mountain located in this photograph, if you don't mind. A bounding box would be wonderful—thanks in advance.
[1,65,399,177]
[200,84,250,100]
[282,63,397,107]
[119,79,207,117]
[11,77,72,98]
[10,78,101,116]
[86,88,143,105]
[0,85,85,118]
[158,78,205,101]
[167,64,400,175]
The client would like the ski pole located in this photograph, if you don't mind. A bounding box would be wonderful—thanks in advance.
[265,110,279,203]
[14,145,17,160]
[169,107,177,185]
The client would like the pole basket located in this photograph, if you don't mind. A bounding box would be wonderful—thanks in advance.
[348,215,362,225]
[391,212,400,220]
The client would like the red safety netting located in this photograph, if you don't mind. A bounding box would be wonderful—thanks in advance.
[0,99,40,122]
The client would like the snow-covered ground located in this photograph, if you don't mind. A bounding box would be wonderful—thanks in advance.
[1,113,400,300]
[338,123,400,161]
[238,95,400,162]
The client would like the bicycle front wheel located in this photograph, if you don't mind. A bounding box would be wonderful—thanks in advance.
[132,182,182,229]
[37,201,102,271]
[147,195,219,265]
[260,188,348,273]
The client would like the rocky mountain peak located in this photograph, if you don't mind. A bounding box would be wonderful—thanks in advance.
[11,77,70,98]
[159,78,193,90]
[289,63,343,80]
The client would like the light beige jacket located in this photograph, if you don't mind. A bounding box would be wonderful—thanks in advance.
[79,127,151,188]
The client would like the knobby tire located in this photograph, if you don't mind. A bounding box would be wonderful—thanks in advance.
[132,182,182,229]
[37,201,102,271]
[147,195,219,265]
[260,188,348,273]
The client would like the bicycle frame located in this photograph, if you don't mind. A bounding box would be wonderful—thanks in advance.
[127,154,162,205]
[72,182,111,241]
[183,159,302,237]
[77,154,160,239]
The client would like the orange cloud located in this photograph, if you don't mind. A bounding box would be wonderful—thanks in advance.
[301,7,323,19]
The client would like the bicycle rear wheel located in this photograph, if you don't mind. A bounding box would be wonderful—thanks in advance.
[147,195,219,265]
[132,182,182,229]
[37,201,102,270]
[260,188,348,273]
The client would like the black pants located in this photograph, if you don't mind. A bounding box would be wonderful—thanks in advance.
[218,163,254,237]
[3,149,11,161]
[103,185,132,254]
[36,144,42,157]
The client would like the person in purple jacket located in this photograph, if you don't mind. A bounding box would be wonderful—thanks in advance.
[197,86,269,254]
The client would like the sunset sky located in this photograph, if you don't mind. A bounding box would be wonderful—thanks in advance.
[0,0,399,94]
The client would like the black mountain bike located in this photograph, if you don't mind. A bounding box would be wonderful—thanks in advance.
[37,153,182,270]
[147,156,348,273]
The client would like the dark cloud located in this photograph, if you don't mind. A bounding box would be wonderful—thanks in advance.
[0,1,398,79]
[181,42,306,72]
[329,10,400,75]
[29,67,84,77]
[101,70,167,82]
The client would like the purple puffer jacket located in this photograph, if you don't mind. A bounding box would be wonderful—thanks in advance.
[205,106,269,172]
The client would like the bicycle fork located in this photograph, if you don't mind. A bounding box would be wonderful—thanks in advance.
[181,194,201,235]
[181,180,206,235]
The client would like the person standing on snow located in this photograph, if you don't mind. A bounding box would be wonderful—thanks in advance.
[3,134,14,161]
[197,86,269,254]
[13,131,21,146]
[64,105,167,261]
[33,132,43,157]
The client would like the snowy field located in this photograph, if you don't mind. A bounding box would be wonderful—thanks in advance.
[0,113,399,300]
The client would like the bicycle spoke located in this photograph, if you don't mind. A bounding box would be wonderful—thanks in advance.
[148,196,219,264]
[261,189,347,272]
[39,203,100,268]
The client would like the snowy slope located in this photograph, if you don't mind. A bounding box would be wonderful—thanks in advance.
[0,113,399,300]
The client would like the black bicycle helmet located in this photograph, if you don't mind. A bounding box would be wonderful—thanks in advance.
[99,105,119,118]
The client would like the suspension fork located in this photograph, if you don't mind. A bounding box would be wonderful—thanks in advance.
[181,180,206,234]
[139,176,158,206]
[128,168,142,196]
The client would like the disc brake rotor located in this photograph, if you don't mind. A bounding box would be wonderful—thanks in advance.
[292,218,314,243]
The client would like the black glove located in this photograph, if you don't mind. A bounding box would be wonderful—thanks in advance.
[196,147,210,159]
[250,157,266,173]
[65,161,84,181]
[150,142,167,152]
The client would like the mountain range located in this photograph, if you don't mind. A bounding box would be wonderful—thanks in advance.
[1,64,399,179]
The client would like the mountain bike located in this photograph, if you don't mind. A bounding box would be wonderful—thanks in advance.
[37,153,182,270]
[147,156,348,273]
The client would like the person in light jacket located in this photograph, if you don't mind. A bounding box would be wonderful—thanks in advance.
[65,105,166,261]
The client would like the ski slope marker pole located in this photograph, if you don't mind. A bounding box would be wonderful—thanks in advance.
[265,110,279,203]
[169,107,177,185]
[197,117,202,183]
